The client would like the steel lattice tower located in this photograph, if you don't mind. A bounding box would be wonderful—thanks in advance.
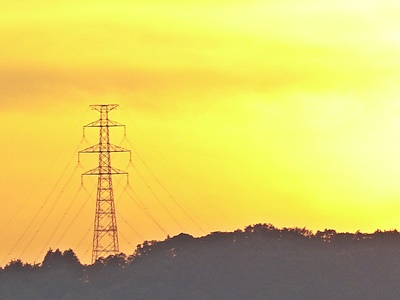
[79,104,130,262]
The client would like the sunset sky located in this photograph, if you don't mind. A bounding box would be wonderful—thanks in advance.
[2,0,400,264]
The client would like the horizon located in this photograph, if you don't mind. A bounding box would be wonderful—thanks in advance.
[5,222,400,267]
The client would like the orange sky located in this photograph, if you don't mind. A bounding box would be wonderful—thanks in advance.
[2,0,400,265]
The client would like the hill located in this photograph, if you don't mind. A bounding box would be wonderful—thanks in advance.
[2,224,400,299]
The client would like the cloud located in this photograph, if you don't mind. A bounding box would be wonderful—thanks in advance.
[0,62,310,112]
[1,0,399,113]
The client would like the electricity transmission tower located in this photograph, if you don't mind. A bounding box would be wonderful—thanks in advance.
[79,104,131,263]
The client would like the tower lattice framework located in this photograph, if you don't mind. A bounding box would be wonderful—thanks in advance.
[79,104,130,262]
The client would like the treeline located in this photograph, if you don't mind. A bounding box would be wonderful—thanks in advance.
[2,224,400,299]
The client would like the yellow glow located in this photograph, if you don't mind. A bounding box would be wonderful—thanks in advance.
[2,0,400,265]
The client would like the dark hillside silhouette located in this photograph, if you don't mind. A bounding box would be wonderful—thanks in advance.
[2,224,400,299]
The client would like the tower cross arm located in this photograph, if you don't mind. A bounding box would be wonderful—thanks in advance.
[79,144,131,154]
[90,104,119,112]
[82,166,128,176]
[84,119,125,128]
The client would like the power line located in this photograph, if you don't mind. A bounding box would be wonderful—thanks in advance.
[0,108,90,236]
[35,184,86,262]
[53,183,95,247]
[130,163,186,232]
[18,163,81,259]
[124,184,169,236]
[128,145,206,234]
[1,145,84,266]
[119,106,238,229]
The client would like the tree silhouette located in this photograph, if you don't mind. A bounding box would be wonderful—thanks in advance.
[3,224,400,299]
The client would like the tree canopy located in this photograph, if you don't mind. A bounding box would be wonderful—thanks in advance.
[2,224,400,299]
